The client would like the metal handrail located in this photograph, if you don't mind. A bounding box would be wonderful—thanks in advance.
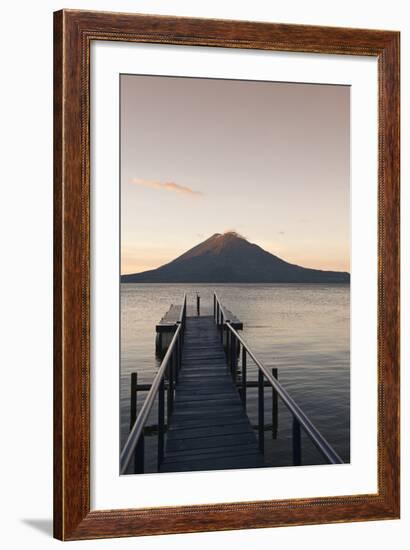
[214,293,343,465]
[120,294,186,474]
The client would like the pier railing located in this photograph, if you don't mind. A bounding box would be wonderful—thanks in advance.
[213,292,343,465]
[120,294,187,474]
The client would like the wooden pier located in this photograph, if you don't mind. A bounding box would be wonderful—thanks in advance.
[120,293,343,475]
[160,316,264,472]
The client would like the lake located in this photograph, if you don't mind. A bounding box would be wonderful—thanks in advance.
[120,283,350,473]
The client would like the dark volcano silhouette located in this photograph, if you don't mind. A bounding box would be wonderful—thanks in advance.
[121,232,350,283]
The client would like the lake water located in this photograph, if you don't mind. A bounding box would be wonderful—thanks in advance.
[120,283,350,473]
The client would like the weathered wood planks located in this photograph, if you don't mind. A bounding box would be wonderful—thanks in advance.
[160,316,264,473]
[156,304,183,333]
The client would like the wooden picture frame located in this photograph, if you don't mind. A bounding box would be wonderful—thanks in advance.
[54,9,400,540]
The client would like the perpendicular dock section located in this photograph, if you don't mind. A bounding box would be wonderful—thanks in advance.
[221,307,243,331]
[156,301,242,355]
[156,304,184,356]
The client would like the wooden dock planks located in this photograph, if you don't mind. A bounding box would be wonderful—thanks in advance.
[156,304,183,333]
[156,302,243,333]
[160,316,264,473]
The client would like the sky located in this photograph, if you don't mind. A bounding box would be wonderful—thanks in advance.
[121,75,350,275]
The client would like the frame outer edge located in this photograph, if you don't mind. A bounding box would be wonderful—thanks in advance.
[379,31,400,517]
[53,9,401,540]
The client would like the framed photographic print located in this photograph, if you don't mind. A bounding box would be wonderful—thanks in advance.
[54,9,400,540]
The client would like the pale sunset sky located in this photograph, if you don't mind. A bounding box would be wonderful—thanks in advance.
[121,75,350,275]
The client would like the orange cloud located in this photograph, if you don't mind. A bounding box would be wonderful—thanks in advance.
[131,178,203,197]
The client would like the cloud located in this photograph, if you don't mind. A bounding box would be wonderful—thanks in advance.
[131,178,203,197]
[223,229,246,239]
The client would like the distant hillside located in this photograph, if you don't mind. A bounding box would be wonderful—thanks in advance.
[121,232,350,284]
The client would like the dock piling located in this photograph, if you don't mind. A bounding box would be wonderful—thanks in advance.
[271,368,278,439]
[135,432,145,473]
[130,372,138,431]
[241,347,247,405]
[157,379,165,469]
[293,418,302,466]
[258,370,265,453]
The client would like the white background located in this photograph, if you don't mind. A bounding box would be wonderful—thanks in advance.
[0,0,407,548]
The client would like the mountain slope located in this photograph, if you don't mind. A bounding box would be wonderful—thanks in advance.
[121,232,350,283]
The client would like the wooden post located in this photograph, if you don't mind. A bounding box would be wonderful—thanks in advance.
[174,337,178,383]
[231,333,236,381]
[213,294,216,318]
[179,330,182,370]
[158,378,165,470]
[220,314,224,342]
[130,372,137,431]
[241,348,247,405]
[293,417,302,466]
[196,294,200,316]
[258,370,265,453]
[229,330,233,376]
[180,312,185,344]
[135,431,144,474]
[170,350,175,412]
[271,367,278,439]
[167,355,173,418]
[173,345,178,389]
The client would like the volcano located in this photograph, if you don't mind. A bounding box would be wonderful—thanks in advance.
[121,232,350,284]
